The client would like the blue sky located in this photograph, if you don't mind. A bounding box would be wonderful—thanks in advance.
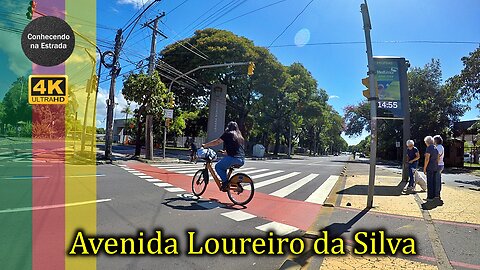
[1,0,479,145]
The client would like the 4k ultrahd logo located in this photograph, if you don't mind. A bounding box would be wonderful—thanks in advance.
[28,75,68,104]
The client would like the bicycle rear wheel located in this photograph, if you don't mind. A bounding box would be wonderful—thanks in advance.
[192,169,208,196]
[227,173,254,205]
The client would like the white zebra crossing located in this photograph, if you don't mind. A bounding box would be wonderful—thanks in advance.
[270,173,319,198]
[123,163,338,205]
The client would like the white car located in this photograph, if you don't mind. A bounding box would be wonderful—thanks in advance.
[464,153,473,163]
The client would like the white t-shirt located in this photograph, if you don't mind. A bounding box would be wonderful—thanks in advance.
[436,144,444,166]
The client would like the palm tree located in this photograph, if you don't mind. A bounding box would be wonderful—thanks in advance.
[120,104,133,144]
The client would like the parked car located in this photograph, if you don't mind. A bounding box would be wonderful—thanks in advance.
[464,153,473,163]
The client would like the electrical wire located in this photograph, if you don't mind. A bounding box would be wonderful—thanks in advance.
[268,40,480,48]
[213,0,287,28]
[268,0,315,48]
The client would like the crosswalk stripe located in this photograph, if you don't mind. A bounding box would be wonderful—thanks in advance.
[154,183,172,187]
[252,172,301,189]
[165,187,185,192]
[170,169,202,174]
[138,175,153,179]
[132,173,146,176]
[239,168,268,174]
[305,175,339,205]
[250,170,283,179]
[145,178,162,182]
[234,167,256,172]
[255,222,298,236]
[270,173,319,198]
[221,210,256,221]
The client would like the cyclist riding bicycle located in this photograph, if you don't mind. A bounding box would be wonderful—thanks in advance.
[202,121,245,192]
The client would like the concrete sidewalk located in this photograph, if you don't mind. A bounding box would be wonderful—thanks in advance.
[281,159,480,270]
[318,160,480,270]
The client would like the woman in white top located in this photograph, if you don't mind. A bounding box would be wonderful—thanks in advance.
[433,135,444,199]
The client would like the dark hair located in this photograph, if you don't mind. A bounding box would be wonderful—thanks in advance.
[225,121,244,144]
[433,135,443,145]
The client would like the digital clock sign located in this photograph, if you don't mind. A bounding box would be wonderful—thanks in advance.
[374,57,407,118]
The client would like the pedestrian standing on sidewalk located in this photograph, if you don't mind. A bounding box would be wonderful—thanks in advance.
[406,140,420,192]
[433,135,444,200]
[423,136,439,201]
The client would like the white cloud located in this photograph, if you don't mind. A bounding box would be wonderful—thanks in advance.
[117,0,148,9]
[329,95,340,99]
[96,87,138,127]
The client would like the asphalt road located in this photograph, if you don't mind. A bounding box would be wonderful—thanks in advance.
[96,155,349,269]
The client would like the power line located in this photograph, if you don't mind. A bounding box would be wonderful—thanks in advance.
[267,40,480,48]
[213,0,287,28]
[268,0,315,48]
[202,0,248,28]
[166,0,191,16]
[160,21,210,59]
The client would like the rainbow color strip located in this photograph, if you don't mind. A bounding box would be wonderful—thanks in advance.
[0,0,96,269]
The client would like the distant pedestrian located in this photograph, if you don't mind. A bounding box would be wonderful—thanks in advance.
[405,140,420,192]
[433,135,444,199]
[190,140,198,163]
[423,136,439,201]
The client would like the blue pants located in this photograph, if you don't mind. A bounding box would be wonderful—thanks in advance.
[426,170,438,199]
[435,165,444,198]
[408,162,418,187]
[215,156,244,184]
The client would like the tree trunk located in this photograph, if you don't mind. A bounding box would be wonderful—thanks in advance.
[274,132,280,156]
[134,114,143,156]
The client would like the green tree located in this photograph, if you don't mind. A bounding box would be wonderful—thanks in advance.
[2,77,31,127]
[344,59,468,159]
[122,71,172,156]
[159,28,285,139]
[450,46,480,109]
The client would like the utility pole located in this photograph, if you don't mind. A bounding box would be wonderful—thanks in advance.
[105,29,122,159]
[361,1,378,208]
[144,13,166,160]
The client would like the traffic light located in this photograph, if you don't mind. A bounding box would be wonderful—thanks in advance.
[362,77,378,99]
[247,62,255,76]
[169,95,175,108]
[165,118,171,128]
[87,75,98,93]
[26,1,37,20]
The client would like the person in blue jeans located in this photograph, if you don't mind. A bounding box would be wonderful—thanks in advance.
[202,121,245,191]
[405,140,420,192]
[423,136,439,201]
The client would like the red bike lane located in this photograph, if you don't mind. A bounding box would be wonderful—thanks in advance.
[127,161,323,231]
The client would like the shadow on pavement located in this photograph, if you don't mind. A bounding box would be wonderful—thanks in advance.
[336,180,406,196]
[319,208,371,238]
[455,180,480,187]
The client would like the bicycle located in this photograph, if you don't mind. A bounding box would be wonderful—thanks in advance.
[191,149,255,205]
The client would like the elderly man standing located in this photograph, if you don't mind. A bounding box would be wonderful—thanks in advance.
[423,136,439,201]
[406,140,420,192]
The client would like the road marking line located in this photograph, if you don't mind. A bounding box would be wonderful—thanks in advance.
[132,173,146,176]
[154,183,172,187]
[270,173,319,198]
[145,178,162,182]
[127,170,140,174]
[122,168,136,171]
[234,167,256,171]
[138,175,153,179]
[239,168,269,174]
[221,210,256,221]
[252,172,301,189]
[165,187,185,192]
[70,174,106,178]
[255,222,298,236]
[305,175,339,204]
[186,173,196,176]
[0,199,112,214]
[2,176,49,180]
[250,170,283,179]
[118,164,126,167]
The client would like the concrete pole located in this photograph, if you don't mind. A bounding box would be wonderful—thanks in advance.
[361,1,378,208]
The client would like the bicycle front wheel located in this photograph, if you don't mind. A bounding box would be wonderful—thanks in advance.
[192,169,208,196]
[227,173,254,205]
